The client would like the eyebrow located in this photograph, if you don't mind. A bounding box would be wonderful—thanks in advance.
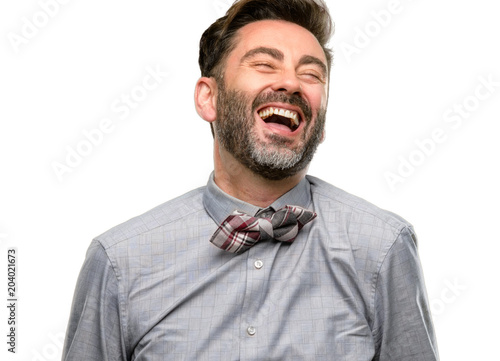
[298,55,328,78]
[241,47,328,78]
[241,47,284,62]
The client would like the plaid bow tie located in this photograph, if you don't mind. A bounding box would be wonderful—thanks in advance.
[210,205,317,254]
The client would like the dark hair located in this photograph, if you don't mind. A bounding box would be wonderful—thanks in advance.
[199,0,334,79]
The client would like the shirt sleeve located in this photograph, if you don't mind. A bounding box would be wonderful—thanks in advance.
[372,226,439,361]
[62,240,128,361]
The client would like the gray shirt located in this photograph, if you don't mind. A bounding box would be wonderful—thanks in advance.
[62,174,438,360]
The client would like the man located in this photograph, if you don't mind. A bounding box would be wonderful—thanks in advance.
[62,0,439,360]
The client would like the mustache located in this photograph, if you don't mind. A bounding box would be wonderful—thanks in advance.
[251,92,312,121]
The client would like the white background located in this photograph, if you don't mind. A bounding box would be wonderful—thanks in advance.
[1,0,499,360]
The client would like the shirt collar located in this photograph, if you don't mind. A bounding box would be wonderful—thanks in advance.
[203,172,312,225]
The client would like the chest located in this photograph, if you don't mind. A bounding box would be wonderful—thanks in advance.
[126,236,376,360]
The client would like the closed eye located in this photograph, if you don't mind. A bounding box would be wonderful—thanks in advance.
[252,62,277,71]
[299,71,326,83]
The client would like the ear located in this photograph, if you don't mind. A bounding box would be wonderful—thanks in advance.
[320,128,326,143]
[194,77,218,123]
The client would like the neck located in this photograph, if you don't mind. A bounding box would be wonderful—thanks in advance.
[213,143,307,208]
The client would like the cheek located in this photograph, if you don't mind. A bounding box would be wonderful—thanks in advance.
[232,75,273,95]
[319,85,329,109]
[306,87,328,114]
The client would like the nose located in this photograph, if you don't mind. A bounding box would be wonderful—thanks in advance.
[271,69,302,96]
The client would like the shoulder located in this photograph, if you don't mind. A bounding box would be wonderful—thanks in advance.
[306,176,420,310]
[307,175,417,273]
[307,175,412,236]
[94,186,207,250]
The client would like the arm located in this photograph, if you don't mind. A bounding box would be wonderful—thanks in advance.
[372,227,439,361]
[62,240,128,361]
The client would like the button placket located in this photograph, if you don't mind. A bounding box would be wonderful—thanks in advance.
[242,247,270,346]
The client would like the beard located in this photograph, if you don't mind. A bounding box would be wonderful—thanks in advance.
[214,81,326,181]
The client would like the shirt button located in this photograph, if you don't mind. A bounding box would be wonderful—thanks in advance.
[254,260,264,269]
[247,326,256,336]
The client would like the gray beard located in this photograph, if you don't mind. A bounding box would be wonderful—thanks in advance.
[214,82,326,181]
[251,138,303,170]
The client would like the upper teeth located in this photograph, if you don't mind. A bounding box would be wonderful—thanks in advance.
[259,107,300,127]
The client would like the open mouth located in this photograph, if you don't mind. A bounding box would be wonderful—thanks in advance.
[258,106,301,132]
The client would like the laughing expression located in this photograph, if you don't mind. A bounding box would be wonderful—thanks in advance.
[214,20,329,180]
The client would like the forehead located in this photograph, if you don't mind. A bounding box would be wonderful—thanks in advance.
[231,20,327,64]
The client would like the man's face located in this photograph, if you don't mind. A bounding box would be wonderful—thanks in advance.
[214,20,329,181]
